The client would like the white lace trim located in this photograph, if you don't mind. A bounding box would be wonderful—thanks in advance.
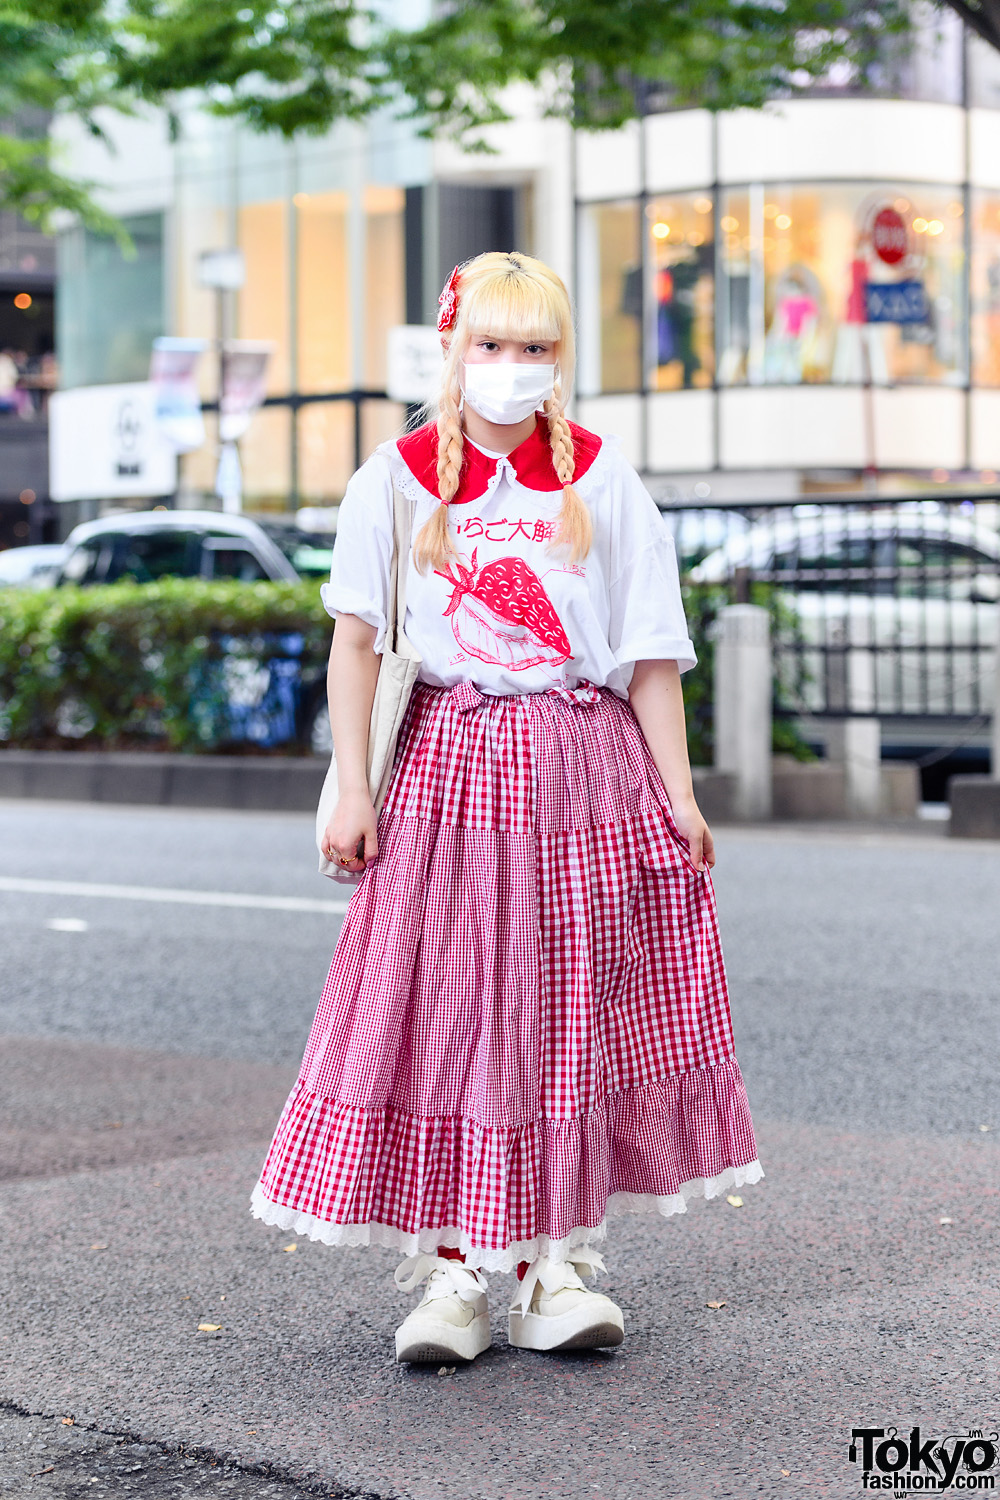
[249,1160,764,1275]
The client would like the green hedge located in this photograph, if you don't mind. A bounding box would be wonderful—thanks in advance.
[0,579,331,753]
[0,576,812,761]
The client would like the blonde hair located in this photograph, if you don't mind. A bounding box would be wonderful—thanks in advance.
[412,251,594,575]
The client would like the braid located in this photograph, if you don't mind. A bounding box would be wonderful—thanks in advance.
[544,392,593,566]
[436,388,464,504]
[413,386,463,575]
[547,404,576,488]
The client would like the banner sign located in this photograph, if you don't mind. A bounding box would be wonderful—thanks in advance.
[149,337,207,452]
[864,280,928,325]
[49,382,176,501]
[219,341,273,442]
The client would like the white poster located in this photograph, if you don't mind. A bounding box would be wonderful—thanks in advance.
[49,382,177,502]
[150,336,207,452]
[386,326,443,404]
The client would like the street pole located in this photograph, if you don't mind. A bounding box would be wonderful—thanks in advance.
[197,248,246,512]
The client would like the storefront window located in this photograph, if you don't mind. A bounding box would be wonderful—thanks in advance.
[718,184,966,388]
[57,214,164,388]
[362,398,406,458]
[298,402,354,502]
[645,195,715,390]
[577,201,641,395]
[240,404,291,509]
[296,191,351,394]
[238,199,290,396]
[971,193,1000,387]
[363,185,406,389]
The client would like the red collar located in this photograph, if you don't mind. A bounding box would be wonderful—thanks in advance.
[396,415,602,505]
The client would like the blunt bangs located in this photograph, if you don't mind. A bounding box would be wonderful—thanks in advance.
[461,273,564,346]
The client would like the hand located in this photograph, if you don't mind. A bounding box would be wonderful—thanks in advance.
[668,795,715,874]
[322,788,379,874]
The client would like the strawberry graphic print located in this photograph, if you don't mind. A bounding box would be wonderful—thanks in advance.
[319,419,699,704]
[434,548,572,671]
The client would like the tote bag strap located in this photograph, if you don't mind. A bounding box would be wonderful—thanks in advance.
[386,481,415,654]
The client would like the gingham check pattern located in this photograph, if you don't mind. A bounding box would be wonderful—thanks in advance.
[253,679,760,1265]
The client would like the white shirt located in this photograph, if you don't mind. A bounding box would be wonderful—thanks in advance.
[321,418,697,700]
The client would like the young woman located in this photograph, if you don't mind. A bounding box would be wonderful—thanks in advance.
[251,251,762,1363]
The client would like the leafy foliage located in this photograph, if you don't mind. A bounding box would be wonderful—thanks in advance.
[0,578,331,752]
[3,0,964,226]
[381,0,912,143]
[682,579,816,766]
[0,0,132,239]
[0,575,812,764]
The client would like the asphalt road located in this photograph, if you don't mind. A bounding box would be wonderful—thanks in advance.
[1,800,998,1500]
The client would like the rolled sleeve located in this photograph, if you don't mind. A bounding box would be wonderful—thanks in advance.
[320,453,394,655]
[608,465,697,678]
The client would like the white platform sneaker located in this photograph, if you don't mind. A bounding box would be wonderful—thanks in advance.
[507,1250,624,1352]
[393,1253,492,1364]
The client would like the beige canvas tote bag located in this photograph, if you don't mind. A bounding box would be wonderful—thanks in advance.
[315,480,422,884]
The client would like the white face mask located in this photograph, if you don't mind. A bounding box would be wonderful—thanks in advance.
[459,360,556,425]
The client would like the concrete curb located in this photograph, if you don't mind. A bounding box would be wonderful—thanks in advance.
[0,750,327,812]
[0,750,738,820]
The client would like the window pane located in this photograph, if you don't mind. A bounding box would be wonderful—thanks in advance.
[363,185,406,389]
[577,201,641,395]
[238,200,290,395]
[298,402,354,502]
[719,184,966,388]
[112,531,194,582]
[971,192,1000,387]
[296,191,351,394]
[362,398,406,462]
[57,214,164,388]
[646,194,714,391]
[206,544,271,581]
[240,404,291,509]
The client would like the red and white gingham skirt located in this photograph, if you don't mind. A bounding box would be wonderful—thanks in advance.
[250,677,762,1271]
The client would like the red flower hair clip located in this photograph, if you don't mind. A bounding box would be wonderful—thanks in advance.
[437,264,461,333]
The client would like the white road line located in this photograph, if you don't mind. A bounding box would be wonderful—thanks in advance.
[0,875,350,916]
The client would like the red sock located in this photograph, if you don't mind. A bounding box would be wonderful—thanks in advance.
[516,1260,530,1280]
[437,1247,465,1263]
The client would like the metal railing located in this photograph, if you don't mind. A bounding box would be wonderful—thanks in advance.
[660,491,1000,725]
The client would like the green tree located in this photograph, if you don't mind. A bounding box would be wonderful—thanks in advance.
[0,0,128,239]
[0,0,986,231]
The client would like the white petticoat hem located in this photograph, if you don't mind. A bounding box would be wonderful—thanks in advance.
[249,1160,764,1274]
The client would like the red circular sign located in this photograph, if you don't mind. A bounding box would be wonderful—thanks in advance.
[872,207,908,266]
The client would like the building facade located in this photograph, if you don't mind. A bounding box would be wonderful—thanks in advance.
[48,8,1000,518]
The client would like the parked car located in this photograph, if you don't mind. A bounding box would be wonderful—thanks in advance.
[0,543,69,588]
[686,507,1000,721]
[54,511,301,586]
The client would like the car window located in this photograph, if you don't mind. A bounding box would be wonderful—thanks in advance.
[60,538,110,585]
[107,531,196,583]
[768,534,891,593]
[203,542,271,582]
[894,538,999,600]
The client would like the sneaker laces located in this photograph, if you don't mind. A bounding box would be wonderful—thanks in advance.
[394,1253,488,1305]
[513,1249,607,1318]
